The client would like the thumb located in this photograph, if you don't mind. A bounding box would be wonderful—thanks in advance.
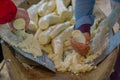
[8,21,16,30]
[83,32,91,44]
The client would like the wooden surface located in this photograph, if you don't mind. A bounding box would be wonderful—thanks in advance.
[2,44,119,80]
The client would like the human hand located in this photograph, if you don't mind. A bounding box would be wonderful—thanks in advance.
[71,32,91,56]
[9,8,30,30]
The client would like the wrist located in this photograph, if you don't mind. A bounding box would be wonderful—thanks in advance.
[77,24,91,34]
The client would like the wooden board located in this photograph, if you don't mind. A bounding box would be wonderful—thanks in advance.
[2,44,119,80]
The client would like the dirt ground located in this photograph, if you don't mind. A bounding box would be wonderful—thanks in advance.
[0,0,119,80]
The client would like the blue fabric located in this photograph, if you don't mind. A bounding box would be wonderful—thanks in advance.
[74,0,95,29]
[112,0,120,2]
[74,0,120,30]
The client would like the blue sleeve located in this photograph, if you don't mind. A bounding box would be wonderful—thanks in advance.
[74,0,95,29]
[112,0,120,2]
[111,0,120,9]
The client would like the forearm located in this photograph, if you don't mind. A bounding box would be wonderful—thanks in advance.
[112,0,120,2]
[0,0,17,24]
[111,0,120,27]
[74,0,95,33]
[111,0,120,9]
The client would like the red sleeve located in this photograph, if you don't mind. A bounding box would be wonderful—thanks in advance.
[0,0,17,24]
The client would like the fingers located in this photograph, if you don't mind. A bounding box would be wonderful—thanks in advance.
[8,21,16,30]
[83,32,91,44]
[71,32,91,56]
[71,39,81,53]
[22,10,30,29]
[71,39,90,56]
[15,8,30,29]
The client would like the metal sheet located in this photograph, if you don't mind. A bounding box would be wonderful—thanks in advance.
[92,31,120,65]
[12,47,56,72]
[0,25,56,72]
[90,7,120,65]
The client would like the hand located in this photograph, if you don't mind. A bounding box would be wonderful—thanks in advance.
[9,8,30,30]
[71,32,91,56]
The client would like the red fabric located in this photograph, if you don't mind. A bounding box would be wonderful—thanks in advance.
[0,0,17,24]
